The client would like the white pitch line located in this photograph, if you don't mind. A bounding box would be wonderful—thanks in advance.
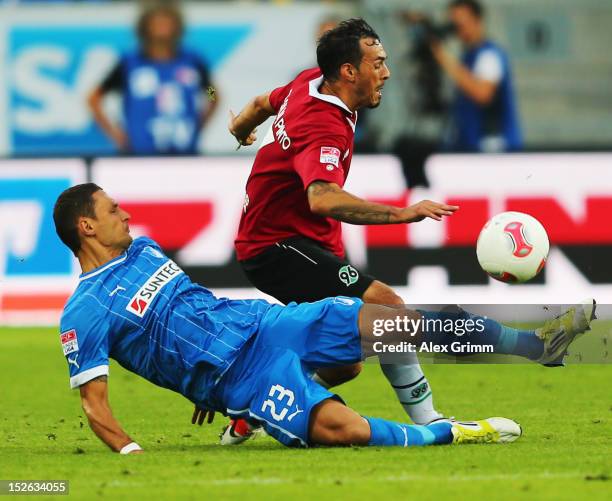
[106,471,586,488]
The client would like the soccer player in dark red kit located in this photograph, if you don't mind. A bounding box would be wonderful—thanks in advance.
[225,18,459,442]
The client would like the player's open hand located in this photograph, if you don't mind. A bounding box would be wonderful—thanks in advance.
[192,405,215,426]
[403,200,459,222]
[229,110,257,148]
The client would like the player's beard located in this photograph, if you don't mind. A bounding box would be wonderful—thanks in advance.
[120,234,133,250]
[368,94,383,109]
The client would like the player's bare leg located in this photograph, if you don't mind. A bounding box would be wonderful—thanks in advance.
[308,397,521,446]
[309,399,370,445]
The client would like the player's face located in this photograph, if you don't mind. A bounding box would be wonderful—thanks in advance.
[146,13,180,46]
[355,38,390,109]
[90,191,132,251]
[450,6,482,46]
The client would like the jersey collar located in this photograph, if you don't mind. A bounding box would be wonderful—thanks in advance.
[79,253,127,282]
[308,75,353,115]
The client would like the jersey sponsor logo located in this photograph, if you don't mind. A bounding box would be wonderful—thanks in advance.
[60,329,79,355]
[273,90,292,150]
[126,259,184,317]
[338,265,359,287]
[320,146,340,167]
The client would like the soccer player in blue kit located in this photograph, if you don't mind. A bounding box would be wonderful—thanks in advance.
[53,184,595,453]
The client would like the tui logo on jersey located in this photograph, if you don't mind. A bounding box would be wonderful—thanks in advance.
[126,259,184,318]
[60,329,79,355]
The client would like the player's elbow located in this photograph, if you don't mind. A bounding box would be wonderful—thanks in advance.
[308,194,334,217]
[307,182,340,217]
[253,93,274,116]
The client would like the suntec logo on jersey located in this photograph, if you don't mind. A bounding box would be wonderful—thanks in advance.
[126,259,183,318]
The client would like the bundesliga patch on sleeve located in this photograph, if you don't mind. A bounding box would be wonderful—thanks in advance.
[320,146,341,168]
[60,329,79,355]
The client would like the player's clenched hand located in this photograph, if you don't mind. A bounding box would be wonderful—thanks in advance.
[229,110,257,148]
[192,405,215,426]
[402,200,459,223]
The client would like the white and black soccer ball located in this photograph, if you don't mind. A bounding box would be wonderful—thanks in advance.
[476,211,549,283]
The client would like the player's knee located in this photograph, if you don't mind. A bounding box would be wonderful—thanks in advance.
[338,362,362,382]
[362,281,403,306]
[317,363,362,387]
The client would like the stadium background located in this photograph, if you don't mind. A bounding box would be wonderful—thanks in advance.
[1,2,611,499]
[1,0,611,324]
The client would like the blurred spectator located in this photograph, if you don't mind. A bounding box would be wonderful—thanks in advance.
[431,0,522,152]
[88,3,219,155]
[315,17,339,43]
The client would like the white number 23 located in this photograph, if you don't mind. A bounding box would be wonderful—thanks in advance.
[261,384,295,421]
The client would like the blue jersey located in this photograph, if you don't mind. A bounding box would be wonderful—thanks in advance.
[104,49,210,155]
[59,237,271,407]
[450,40,522,152]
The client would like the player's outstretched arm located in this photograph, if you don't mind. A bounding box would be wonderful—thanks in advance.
[79,376,143,454]
[228,93,275,146]
[307,181,458,224]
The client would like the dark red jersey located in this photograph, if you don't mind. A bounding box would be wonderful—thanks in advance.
[235,68,357,260]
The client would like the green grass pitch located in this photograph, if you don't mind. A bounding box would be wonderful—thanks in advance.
[1,327,610,500]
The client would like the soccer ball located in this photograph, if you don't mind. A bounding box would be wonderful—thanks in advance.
[476,211,549,283]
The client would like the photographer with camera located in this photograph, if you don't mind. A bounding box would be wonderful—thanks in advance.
[430,0,522,152]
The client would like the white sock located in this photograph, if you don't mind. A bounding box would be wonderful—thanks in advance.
[380,358,443,425]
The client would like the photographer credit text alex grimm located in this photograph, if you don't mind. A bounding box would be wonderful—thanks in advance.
[370,314,494,354]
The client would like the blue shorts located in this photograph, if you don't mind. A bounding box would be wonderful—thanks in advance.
[257,296,364,369]
[212,297,363,447]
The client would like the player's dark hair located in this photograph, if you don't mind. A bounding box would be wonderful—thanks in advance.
[449,0,484,18]
[53,183,102,257]
[316,18,380,82]
[137,2,184,46]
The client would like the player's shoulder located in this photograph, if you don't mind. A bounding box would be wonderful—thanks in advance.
[480,40,508,58]
[292,67,323,84]
[298,97,352,138]
[131,236,162,253]
[293,70,352,122]
[60,290,104,335]
[177,48,206,65]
